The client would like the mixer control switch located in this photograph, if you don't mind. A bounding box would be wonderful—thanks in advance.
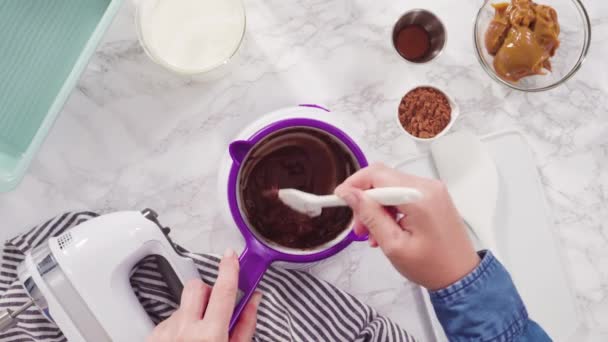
[141,208,179,253]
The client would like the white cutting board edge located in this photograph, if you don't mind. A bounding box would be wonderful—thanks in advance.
[393,129,582,342]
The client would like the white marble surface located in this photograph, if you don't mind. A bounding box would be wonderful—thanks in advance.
[1,0,607,340]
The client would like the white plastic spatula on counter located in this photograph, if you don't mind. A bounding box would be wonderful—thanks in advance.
[430,131,502,260]
[278,187,423,217]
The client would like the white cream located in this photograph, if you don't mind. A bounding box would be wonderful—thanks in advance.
[138,0,245,74]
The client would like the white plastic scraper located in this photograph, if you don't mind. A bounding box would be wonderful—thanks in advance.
[430,131,502,260]
[278,187,423,217]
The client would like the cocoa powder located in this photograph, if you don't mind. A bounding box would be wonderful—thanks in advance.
[398,87,451,139]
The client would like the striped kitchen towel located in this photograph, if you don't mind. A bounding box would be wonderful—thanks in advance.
[0,212,417,341]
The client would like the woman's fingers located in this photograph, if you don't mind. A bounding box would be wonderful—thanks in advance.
[352,218,379,247]
[369,235,378,248]
[337,163,421,190]
[177,279,212,321]
[148,250,261,342]
[336,187,409,253]
[229,292,262,342]
[145,317,172,342]
[352,218,369,237]
[204,249,240,330]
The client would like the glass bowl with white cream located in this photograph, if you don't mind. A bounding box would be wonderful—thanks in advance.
[136,0,246,75]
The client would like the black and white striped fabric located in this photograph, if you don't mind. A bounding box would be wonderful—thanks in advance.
[0,212,417,342]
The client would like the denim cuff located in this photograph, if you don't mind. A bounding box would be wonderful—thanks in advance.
[429,251,529,342]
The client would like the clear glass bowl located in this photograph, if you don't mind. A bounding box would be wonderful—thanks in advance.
[474,0,591,92]
[135,0,246,76]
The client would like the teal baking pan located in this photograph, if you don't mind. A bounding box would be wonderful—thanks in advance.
[0,0,123,192]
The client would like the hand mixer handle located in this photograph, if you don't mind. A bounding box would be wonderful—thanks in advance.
[109,238,199,340]
[114,238,199,339]
[139,210,201,289]
[150,243,201,296]
[44,210,202,341]
[229,241,272,331]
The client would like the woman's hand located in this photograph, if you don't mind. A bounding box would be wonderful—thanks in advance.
[335,163,480,290]
[147,249,261,342]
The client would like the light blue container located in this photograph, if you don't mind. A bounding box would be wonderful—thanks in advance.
[0,0,123,192]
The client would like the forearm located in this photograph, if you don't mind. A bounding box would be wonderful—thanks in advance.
[429,251,551,341]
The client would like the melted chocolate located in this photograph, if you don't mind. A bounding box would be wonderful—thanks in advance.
[239,127,357,249]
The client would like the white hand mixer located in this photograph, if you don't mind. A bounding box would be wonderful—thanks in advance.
[0,209,200,341]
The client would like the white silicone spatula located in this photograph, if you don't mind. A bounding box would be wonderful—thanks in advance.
[430,131,502,260]
[278,187,423,217]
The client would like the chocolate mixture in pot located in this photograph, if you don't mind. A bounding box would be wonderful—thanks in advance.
[239,128,357,249]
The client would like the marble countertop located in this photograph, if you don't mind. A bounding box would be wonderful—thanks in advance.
[1,0,607,340]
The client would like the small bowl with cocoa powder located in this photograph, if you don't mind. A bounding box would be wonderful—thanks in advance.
[396,86,459,141]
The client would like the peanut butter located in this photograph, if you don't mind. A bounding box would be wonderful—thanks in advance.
[484,0,560,82]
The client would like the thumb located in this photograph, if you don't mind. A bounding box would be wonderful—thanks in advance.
[336,187,405,249]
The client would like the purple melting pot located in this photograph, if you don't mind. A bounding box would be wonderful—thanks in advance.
[226,115,369,330]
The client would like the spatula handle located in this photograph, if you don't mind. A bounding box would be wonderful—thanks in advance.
[318,187,423,207]
[365,187,423,205]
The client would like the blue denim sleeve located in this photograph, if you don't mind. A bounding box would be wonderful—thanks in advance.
[429,251,552,342]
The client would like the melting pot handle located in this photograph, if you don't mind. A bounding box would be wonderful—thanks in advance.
[229,244,271,331]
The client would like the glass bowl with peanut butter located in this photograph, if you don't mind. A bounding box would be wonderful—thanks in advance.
[474,0,590,91]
